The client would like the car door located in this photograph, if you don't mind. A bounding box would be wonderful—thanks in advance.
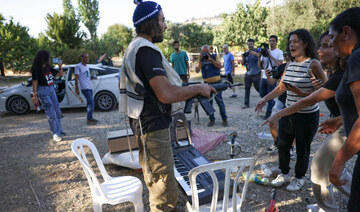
[90,68,101,93]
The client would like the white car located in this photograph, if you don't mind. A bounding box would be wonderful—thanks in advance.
[0,64,120,115]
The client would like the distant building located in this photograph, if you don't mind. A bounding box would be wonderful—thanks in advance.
[183,16,223,27]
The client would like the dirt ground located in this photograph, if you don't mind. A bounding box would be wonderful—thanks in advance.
[0,71,355,212]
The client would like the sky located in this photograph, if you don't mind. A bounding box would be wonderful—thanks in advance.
[0,0,282,38]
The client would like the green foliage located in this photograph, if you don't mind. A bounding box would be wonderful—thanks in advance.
[45,12,85,50]
[78,0,100,40]
[101,24,133,57]
[0,16,38,75]
[213,0,268,50]
[61,49,96,64]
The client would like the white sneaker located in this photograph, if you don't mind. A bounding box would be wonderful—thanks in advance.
[53,134,62,142]
[270,173,290,187]
[267,144,277,153]
[306,204,326,212]
[290,148,296,160]
[286,177,305,191]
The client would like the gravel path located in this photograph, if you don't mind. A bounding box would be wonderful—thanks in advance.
[0,78,355,211]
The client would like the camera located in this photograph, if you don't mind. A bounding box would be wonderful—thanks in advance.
[202,52,209,60]
[257,43,269,57]
[270,67,280,78]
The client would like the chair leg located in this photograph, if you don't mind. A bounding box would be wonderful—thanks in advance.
[134,201,144,212]
[93,202,102,212]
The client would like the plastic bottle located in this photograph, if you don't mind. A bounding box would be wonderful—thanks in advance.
[243,173,269,185]
[257,132,273,140]
[35,102,41,112]
[260,164,272,177]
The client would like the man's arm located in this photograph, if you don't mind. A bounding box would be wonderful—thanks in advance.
[75,74,80,95]
[231,59,235,75]
[258,56,263,69]
[195,56,202,73]
[209,54,222,69]
[267,49,283,67]
[186,61,190,77]
[149,75,216,104]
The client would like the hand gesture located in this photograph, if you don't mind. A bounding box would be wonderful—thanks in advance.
[75,89,80,96]
[329,160,347,187]
[318,117,343,134]
[196,83,217,99]
[262,113,280,126]
[285,84,304,96]
[265,70,272,77]
[255,98,267,113]
[32,95,39,108]
[311,77,323,90]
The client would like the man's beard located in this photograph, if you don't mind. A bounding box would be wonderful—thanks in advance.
[174,47,179,51]
[152,34,164,43]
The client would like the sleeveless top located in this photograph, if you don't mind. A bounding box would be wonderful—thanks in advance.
[283,58,319,113]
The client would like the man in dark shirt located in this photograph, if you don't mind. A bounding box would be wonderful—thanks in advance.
[122,2,215,211]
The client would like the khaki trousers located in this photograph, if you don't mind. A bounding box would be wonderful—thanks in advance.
[136,128,178,212]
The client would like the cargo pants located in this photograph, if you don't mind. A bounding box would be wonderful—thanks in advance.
[136,128,178,212]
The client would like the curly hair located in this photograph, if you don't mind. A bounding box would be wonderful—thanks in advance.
[285,29,318,61]
[31,50,50,73]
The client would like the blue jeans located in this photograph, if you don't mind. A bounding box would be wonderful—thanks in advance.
[81,89,94,121]
[244,73,261,106]
[37,86,62,136]
[260,78,276,114]
[209,90,227,121]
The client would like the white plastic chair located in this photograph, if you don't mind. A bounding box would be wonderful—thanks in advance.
[71,138,144,212]
[186,158,255,212]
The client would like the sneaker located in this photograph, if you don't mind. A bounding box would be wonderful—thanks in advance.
[92,119,99,123]
[286,177,305,191]
[241,105,249,109]
[306,204,326,212]
[270,173,290,187]
[222,119,228,127]
[207,120,215,127]
[230,94,237,98]
[267,143,277,153]
[87,120,97,125]
[53,134,62,142]
[290,148,296,160]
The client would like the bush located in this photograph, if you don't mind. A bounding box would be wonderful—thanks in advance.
[61,49,97,64]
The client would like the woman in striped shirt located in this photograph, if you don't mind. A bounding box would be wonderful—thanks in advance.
[255,29,327,191]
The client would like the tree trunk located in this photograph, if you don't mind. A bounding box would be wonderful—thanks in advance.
[0,61,5,77]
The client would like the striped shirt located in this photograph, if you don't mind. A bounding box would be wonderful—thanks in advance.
[283,58,319,113]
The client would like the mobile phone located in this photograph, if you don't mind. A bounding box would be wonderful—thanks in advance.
[52,58,61,64]
[283,82,293,87]
[308,69,315,78]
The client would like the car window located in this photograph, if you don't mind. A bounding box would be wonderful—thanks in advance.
[90,69,100,77]
[98,67,120,75]
[68,67,75,81]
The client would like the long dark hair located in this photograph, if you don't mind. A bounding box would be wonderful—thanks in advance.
[31,50,50,73]
[285,29,318,61]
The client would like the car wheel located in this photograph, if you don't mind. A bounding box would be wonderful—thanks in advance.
[95,91,116,111]
[8,96,30,115]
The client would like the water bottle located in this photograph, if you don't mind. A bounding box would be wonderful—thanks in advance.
[243,173,269,186]
[35,102,40,112]
[260,164,272,177]
[257,132,273,140]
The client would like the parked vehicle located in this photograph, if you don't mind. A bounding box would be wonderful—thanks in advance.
[0,64,120,115]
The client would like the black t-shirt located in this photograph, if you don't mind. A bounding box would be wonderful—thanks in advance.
[336,45,360,136]
[32,65,58,86]
[323,70,343,117]
[274,63,287,104]
[129,47,172,135]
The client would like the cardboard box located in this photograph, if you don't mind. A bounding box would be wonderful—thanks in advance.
[107,122,191,154]
[107,129,138,154]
